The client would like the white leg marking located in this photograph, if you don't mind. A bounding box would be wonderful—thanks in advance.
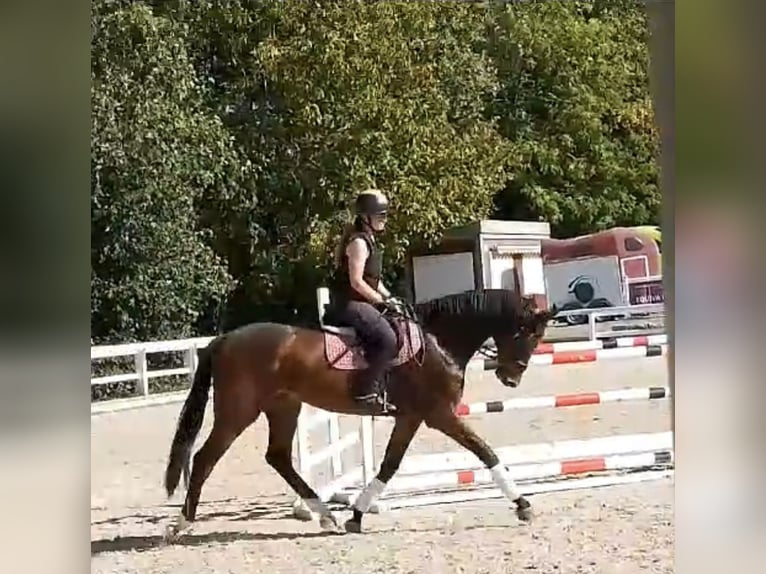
[490,463,522,501]
[304,497,338,530]
[164,509,191,540]
[353,477,387,513]
[173,509,189,530]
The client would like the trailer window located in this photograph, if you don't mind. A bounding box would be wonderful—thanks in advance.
[624,237,644,251]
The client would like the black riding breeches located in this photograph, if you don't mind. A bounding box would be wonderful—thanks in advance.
[335,300,398,383]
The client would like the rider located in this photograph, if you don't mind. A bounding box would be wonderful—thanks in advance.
[330,189,401,409]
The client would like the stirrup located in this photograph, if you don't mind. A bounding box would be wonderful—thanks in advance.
[379,390,397,414]
[353,391,397,414]
[353,392,380,403]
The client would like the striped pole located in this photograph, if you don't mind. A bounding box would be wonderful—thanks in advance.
[533,334,667,355]
[455,386,670,416]
[324,432,673,499]
[483,343,667,370]
[378,450,673,496]
[372,470,674,513]
[331,469,674,514]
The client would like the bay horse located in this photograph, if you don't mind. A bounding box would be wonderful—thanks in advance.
[163,289,557,537]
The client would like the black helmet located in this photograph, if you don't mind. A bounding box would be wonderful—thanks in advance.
[354,189,389,216]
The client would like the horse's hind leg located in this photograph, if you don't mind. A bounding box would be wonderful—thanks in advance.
[174,406,258,533]
[426,410,532,522]
[263,398,339,531]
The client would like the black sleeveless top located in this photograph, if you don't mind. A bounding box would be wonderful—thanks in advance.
[331,231,382,304]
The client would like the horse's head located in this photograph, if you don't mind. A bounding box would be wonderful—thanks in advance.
[492,301,558,387]
[413,290,558,387]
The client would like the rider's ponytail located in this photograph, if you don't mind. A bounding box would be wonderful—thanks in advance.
[333,215,364,268]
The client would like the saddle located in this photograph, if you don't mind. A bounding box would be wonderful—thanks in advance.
[320,312,424,371]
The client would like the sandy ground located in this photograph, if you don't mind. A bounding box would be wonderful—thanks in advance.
[91,356,673,573]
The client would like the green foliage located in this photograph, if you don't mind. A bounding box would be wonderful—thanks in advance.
[170,0,510,323]
[90,0,661,348]
[488,1,660,237]
[91,3,240,342]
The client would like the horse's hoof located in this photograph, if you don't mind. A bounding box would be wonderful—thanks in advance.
[515,498,534,522]
[516,506,533,522]
[344,518,362,534]
[292,498,317,522]
[319,513,339,531]
[292,506,315,522]
[163,524,180,543]
[163,513,191,542]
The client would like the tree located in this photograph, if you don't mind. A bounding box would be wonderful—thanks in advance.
[488,1,661,237]
[91,2,242,342]
[89,0,664,341]
[176,0,511,323]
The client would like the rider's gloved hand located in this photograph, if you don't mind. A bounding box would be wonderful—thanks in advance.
[380,296,402,314]
[387,296,407,308]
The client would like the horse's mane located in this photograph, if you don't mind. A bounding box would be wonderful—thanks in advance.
[414,289,530,325]
[422,330,463,377]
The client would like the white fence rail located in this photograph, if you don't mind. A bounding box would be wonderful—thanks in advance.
[91,336,214,413]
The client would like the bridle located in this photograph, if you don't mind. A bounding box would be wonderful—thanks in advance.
[478,332,531,370]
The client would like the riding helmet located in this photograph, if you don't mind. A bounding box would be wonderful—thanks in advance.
[354,189,389,216]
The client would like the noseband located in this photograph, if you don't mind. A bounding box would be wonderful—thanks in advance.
[477,339,528,369]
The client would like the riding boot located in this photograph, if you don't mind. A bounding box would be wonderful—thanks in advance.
[352,368,396,413]
[352,369,380,404]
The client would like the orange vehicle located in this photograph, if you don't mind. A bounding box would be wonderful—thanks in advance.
[541,227,663,324]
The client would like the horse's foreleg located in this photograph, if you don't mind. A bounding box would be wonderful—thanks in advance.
[427,411,533,522]
[263,399,339,531]
[344,414,422,534]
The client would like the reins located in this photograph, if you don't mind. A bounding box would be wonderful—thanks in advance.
[382,300,499,365]
[381,300,426,367]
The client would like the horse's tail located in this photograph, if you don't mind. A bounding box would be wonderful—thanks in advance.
[164,335,223,498]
